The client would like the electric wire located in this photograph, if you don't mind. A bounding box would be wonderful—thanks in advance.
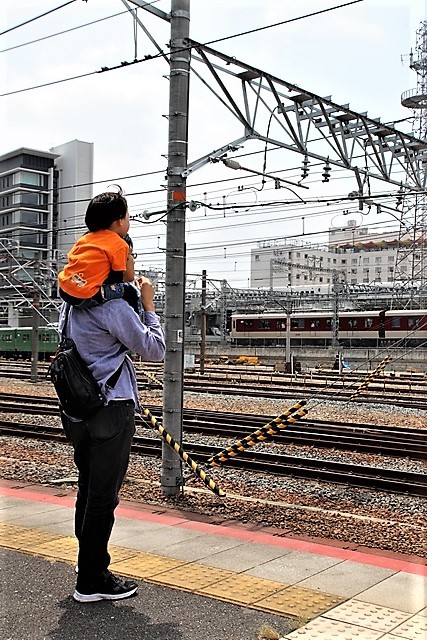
[201,0,365,48]
[1,0,366,97]
[2,178,411,237]
[4,193,406,243]
[0,10,129,53]
[0,1,78,37]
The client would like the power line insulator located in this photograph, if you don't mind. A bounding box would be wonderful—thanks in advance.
[322,159,331,182]
[301,155,309,180]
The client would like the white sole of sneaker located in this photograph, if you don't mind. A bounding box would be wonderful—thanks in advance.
[73,586,138,603]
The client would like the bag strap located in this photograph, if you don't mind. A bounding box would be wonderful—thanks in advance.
[106,360,125,388]
[60,302,124,389]
[60,303,71,340]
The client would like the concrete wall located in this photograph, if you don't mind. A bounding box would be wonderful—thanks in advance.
[184,342,427,372]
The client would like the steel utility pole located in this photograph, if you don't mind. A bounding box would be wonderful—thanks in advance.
[199,269,207,375]
[161,0,190,496]
[30,254,42,383]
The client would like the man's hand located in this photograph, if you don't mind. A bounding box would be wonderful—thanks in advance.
[135,277,155,312]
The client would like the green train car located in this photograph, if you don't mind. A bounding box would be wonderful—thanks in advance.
[0,326,59,360]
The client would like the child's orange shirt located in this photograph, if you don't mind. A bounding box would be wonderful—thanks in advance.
[58,230,129,299]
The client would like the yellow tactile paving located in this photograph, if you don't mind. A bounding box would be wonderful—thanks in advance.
[0,522,27,536]
[0,523,62,550]
[30,536,78,562]
[150,563,235,592]
[256,585,344,618]
[110,551,186,578]
[0,522,352,624]
[108,544,141,565]
[197,573,288,605]
[0,522,38,537]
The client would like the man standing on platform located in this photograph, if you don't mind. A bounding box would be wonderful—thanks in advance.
[59,275,165,603]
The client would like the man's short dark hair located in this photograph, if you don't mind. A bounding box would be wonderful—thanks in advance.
[85,186,128,231]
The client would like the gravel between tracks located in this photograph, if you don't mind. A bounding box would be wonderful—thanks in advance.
[1,379,426,558]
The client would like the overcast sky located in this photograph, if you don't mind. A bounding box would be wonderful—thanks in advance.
[1,0,426,287]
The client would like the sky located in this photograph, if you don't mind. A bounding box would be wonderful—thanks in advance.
[1,0,426,288]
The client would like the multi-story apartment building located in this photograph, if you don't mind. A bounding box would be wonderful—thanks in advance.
[0,140,93,326]
[250,219,420,292]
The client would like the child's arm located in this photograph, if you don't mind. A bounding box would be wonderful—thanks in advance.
[123,252,135,282]
[122,233,135,282]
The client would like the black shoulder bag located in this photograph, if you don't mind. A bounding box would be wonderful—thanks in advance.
[49,306,106,420]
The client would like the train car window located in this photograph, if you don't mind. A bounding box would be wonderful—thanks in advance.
[260,319,271,329]
[291,318,305,329]
[348,318,358,329]
[243,320,253,329]
[408,317,420,329]
[278,321,287,330]
[391,317,401,328]
[310,319,320,328]
[326,319,332,328]
[364,318,373,328]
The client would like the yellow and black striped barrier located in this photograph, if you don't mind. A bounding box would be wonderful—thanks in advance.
[139,367,163,387]
[208,400,308,467]
[141,406,226,498]
[348,355,393,401]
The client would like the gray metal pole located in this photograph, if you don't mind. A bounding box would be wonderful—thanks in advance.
[331,270,340,348]
[161,0,190,496]
[199,269,206,375]
[285,308,291,373]
[30,292,40,383]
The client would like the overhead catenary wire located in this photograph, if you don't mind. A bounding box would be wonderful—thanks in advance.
[10,202,403,246]
[201,0,365,49]
[0,0,77,37]
[0,10,129,53]
[1,0,366,97]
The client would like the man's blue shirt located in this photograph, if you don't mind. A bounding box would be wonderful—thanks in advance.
[58,300,165,412]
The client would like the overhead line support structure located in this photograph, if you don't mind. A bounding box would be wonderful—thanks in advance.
[187,39,427,192]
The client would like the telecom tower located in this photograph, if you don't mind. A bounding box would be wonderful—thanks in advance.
[395,21,427,308]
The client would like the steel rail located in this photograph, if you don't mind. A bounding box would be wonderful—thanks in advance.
[1,419,425,497]
[2,360,427,392]
[0,394,425,459]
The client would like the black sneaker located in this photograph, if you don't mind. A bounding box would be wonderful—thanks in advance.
[73,572,138,603]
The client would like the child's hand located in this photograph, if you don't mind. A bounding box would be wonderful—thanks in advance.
[123,233,133,248]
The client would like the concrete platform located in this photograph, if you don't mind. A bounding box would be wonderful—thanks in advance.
[1,480,426,639]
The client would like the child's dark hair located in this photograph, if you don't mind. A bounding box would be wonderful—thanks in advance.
[85,186,128,231]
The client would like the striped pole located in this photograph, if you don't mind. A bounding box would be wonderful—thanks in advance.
[348,355,392,401]
[141,406,226,497]
[208,400,308,467]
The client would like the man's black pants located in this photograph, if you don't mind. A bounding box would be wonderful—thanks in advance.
[61,402,135,586]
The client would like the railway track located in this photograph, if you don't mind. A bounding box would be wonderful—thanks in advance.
[1,362,426,409]
[0,392,425,460]
[3,360,427,391]
[180,379,427,409]
[1,418,425,498]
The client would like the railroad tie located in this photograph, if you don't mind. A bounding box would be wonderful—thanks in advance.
[141,406,226,497]
[208,400,308,467]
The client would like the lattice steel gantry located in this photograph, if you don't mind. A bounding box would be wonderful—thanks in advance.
[395,21,427,308]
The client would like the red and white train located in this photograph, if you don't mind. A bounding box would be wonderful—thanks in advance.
[230,309,427,347]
